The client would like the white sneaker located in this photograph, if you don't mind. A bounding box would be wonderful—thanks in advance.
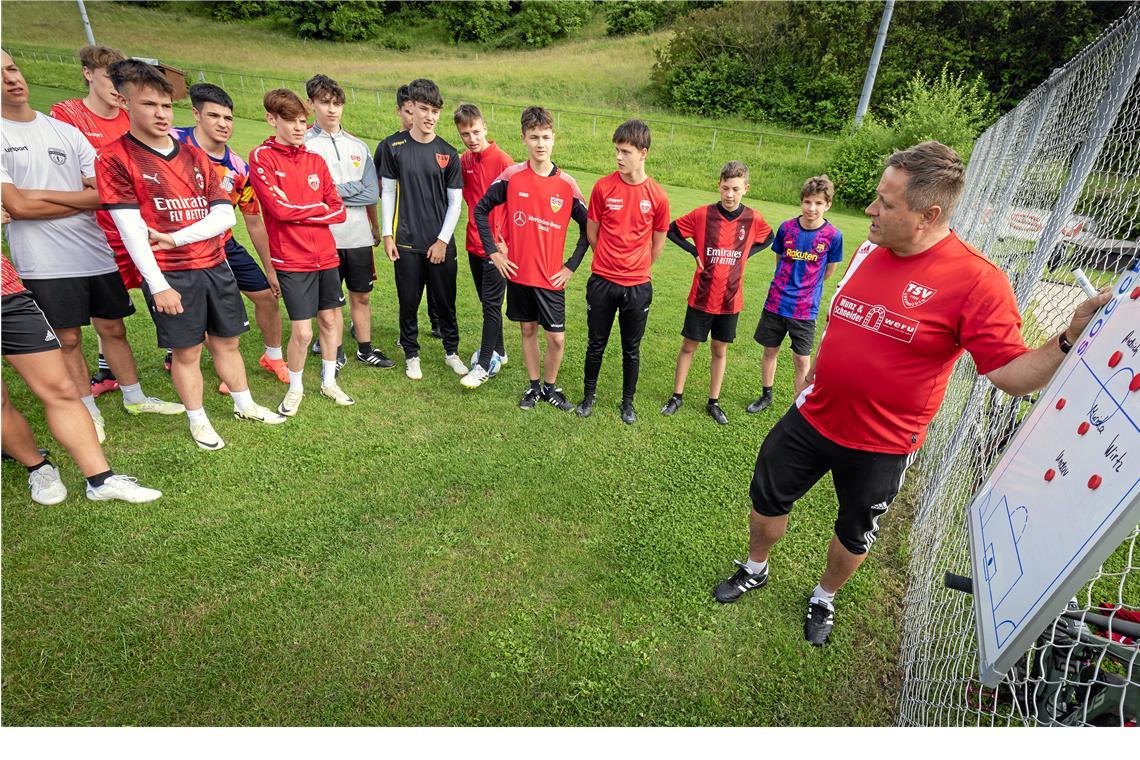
[28,464,67,505]
[460,364,491,389]
[499,353,509,367]
[320,382,355,406]
[123,396,186,415]
[444,353,469,376]
[234,403,288,425]
[86,474,162,503]
[190,420,225,451]
[92,414,106,444]
[277,389,304,417]
[405,356,423,380]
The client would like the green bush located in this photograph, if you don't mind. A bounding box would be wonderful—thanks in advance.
[284,1,385,42]
[825,117,894,208]
[202,1,283,22]
[433,0,512,44]
[513,0,594,48]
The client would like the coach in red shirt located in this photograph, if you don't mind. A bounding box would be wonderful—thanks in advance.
[711,141,1112,647]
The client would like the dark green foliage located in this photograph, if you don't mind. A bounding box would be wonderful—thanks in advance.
[201,1,283,22]
[432,0,512,44]
[513,0,594,48]
[604,0,702,36]
[284,1,386,42]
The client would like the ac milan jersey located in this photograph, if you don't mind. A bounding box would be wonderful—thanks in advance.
[764,218,843,321]
[674,204,771,315]
[797,233,1031,455]
[173,126,260,244]
[460,141,513,257]
[587,172,670,286]
[2,255,26,296]
[49,99,131,150]
[96,134,230,271]
[473,162,589,290]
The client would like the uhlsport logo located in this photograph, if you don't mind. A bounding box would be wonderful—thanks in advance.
[308,173,320,190]
[550,196,564,213]
[639,199,652,214]
[513,210,527,227]
[901,281,937,308]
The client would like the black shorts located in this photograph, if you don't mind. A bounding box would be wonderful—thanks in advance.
[277,267,345,320]
[141,263,250,349]
[682,305,739,343]
[750,405,915,555]
[22,271,135,329]
[1,291,62,355]
[506,283,565,332]
[755,309,816,355]
[339,246,377,294]
[223,237,271,293]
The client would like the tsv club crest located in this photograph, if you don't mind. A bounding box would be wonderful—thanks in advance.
[308,173,320,190]
[639,199,652,214]
[901,281,937,308]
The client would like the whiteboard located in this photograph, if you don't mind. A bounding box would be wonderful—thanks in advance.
[966,261,1140,687]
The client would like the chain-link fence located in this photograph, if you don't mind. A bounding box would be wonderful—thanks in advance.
[897,3,1140,727]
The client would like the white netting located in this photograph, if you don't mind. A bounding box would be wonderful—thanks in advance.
[897,4,1140,727]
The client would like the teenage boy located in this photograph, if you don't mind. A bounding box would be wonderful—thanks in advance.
[576,119,670,424]
[661,161,773,425]
[249,88,354,416]
[1,50,183,445]
[96,59,286,451]
[747,175,843,413]
[303,74,394,370]
[377,78,466,380]
[2,254,162,504]
[172,83,290,393]
[466,106,589,411]
[49,44,132,396]
[455,102,513,373]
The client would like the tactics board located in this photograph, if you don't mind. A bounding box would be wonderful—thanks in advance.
[966,261,1140,687]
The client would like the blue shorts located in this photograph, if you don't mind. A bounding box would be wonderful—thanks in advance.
[224,236,271,293]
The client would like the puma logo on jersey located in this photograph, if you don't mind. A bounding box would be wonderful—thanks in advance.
[143,172,159,183]
[901,281,937,308]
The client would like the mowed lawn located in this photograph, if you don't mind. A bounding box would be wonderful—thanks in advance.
[0,84,908,726]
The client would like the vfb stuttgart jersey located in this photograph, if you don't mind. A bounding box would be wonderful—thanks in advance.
[96,135,230,271]
[674,204,771,315]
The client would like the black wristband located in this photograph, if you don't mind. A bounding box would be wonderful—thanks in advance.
[1058,331,1073,354]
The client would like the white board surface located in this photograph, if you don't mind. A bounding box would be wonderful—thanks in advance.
[966,262,1140,687]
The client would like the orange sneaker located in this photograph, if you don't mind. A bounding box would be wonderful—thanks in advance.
[218,381,230,396]
[259,354,289,383]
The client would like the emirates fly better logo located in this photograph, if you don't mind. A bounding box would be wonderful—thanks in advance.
[901,281,937,308]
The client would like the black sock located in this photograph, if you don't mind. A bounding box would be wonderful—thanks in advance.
[358,341,372,355]
[165,349,173,361]
[86,469,114,488]
[97,353,110,371]
[762,386,773,398]
[708,397,719,406]
[542,381,556,393]
[530,378,541,391]
[27,458,52,474]
[672,392,683,401]
[622,395,634,406]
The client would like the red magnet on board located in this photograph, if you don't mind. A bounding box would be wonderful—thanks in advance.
[1131,374,1140,392]
[1088,474,1103,490]
[1132,286,1140,299]
[1044,469,1056,482]
[1056,398,1067,410]
[1109,351,1123,368]
[1078,421,1090,435]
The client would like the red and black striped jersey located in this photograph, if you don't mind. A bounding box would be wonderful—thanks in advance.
[96,134,230,271]
[674,204,772,314]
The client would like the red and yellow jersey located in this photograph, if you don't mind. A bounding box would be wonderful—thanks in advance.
[49,99,130,150]
[1,255,27,296]
[674,204,771,315]
[587,171,670,286]
[172,126,260,243]
[95,134,230,271]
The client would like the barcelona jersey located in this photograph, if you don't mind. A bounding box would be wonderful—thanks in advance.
[172,126,260,242]
[763,218,843,321]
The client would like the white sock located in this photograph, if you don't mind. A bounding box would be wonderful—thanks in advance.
[745,558,767,575]
[186,407,209,426]
[289,369,304,393]
[119,382,146,405]
[80,395,101,419]
[230,388,255,413]
[812,584,836,605]
[321,359,337,386]
[264,345,283,361]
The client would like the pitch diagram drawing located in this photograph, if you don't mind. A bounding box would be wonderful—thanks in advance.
[966,262,1140,686]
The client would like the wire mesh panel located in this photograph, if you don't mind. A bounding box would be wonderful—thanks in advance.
[897,5,1140,727]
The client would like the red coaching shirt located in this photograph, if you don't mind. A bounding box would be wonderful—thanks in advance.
[96,135,230,271]
[674,203,772,315]
[460,141,513,257]
[797,232,1031,455]
[587,171,670,286]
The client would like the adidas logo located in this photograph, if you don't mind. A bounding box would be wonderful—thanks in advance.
[44,330,56,342]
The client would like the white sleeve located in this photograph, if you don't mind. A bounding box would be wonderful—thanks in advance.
[437,187,463,244]
[169,204,236,247]
[109,208,171,294]
[75,131,97,176]
[381,177,397,237]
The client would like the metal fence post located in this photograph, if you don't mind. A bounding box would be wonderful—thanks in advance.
[593,115,597,136]
[711,129,717,152]
[669,124,674,144]
[806,140,811,159]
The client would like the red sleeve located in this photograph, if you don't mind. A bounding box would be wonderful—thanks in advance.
[235,178,261,216]
[959,269,1032,375]
[587,182,604,223]
[673,208,700,239]
[95,147,138,209]
[652,184,670,232]
[753,213,772,245]
[249,147,332,223]
[314,158,347,226]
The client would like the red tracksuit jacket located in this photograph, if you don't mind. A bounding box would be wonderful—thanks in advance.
[248,137,346,272]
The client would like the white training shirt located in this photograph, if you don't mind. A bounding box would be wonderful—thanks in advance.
[304,125,378,249]
[1,112,118,279]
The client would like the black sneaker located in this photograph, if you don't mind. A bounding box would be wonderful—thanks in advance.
[2,447,49,463]
[804,597,835,646]
[335,345,347,371]
[311,339,322,355]
[430,324,443,340]
[661,396,683,416]
[713,560,769,603]
[575,394,596,418]
[357,348,395,368]
[746,394,773,414]
[163,350,173,373]
[519,387,541,410]
[707,401,728,425]
[620,399,637,425]
[542,385,574,412]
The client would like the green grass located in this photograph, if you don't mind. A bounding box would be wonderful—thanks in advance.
[0,77,903,729]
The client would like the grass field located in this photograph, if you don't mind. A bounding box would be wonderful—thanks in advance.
[0,24,909,726]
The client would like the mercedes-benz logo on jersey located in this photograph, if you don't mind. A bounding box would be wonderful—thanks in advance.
[47,148,66,165]
[513,211,527,227]
[639,199,652,214]
[901,280,937,308]
[550,196,564,213]
[308,173,320,190]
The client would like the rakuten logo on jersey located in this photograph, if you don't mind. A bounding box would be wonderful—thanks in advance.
[901,281,937,308]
